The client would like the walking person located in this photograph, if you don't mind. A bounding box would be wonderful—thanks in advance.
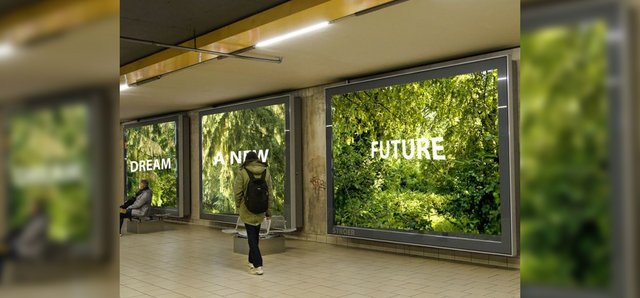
[233,151,273,275]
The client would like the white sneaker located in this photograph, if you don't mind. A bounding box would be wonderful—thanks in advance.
[249,267,264,275]
[248,263,254,269]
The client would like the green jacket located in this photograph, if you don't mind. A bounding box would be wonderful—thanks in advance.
[233,160,274,225]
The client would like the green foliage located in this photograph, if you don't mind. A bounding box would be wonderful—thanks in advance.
[201,104,286,215]
[520,20,610,288]
[8,103,91,243]
[332,70,501,235]
[125,122,177,207]
[337,191,445,231]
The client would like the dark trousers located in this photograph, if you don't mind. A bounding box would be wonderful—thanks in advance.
[121,198,135,209]
[245,223,262,267]
[0,256,3,280]
[0,252,6,280]
[0,233,17,280]
[119,209,133,232]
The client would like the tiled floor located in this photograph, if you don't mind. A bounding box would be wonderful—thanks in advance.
[120,224,520,298]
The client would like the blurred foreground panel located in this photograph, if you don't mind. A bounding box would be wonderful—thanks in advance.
[0,1,119,298]
[521,0,638,297]
[0,0,118,100]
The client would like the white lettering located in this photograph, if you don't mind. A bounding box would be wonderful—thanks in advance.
[390,140,401,158]
[129,158,174,173]
[231,151,242,165]
[371,141,379,158]
[371,138,445,161]
[257,149,270,162]
[243,150,252,161]
[380,141,390,159]
[11,163,83,187]
[401,140,415,159]
[214,152,225,165]
[212,149,272,166]
[162,158,171,169]
[432,137,446,160]
[417,138,430,160]
[130,161,139,173]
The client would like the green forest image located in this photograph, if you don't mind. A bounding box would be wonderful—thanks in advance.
[8,103,91,243]
[520,21,610,288]
[332,69,501,236]
[125,121,178,208]
[201,104,286,215]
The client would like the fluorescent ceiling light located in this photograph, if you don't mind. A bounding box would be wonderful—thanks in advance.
[256,21,329,48]
[0,41,15,59]
[120,84,130,92]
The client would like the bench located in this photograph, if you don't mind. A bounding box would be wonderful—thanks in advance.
[222,215,296,255]
[126,213,170,234]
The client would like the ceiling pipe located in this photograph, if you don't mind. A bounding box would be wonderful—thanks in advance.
[354,0,409,16]
[121,36,283,64]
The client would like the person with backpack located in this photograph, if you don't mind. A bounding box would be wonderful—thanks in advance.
[233,151,273,275]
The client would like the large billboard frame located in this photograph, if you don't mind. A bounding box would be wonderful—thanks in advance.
[3,88,113,261]
[325,51,518,256]
[123,113,190,218]
[521,1,631,297]
[198,94,303,228]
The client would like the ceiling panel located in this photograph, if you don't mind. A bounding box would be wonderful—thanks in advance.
[120,0,289,65]
[0,16,118,102]
[120,0,519,121]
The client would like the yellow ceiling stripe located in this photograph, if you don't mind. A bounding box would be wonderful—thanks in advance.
[1,0,118,45]
[121,0,395,85]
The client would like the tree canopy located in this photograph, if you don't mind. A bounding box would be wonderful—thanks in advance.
[332,69,501,235]
[125,121,178,208]
[520,20,610,288]
[8,103,91,243]
[201,104,286,215]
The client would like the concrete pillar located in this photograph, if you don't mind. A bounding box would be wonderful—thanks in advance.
[189,110,201,222]
[298,86,328,235]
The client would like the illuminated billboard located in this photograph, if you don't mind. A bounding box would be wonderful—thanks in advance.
[123,115,189,217]
[521,1,625,295]
[199,96,302,226]
[4,92,110,260]
[327,54,516,255]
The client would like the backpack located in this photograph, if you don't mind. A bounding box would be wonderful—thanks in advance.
[244,168,269,213]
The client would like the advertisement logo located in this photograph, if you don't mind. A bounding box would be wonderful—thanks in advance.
[212,149,270,166]
[371,137,446,160]
[129,157,173,173]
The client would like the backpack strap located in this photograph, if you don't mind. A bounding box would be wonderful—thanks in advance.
[245,168,256,181]
[243,168,252,200]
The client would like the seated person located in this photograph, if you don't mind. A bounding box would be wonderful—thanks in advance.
[119,179,152,235]
[1,199,49,280]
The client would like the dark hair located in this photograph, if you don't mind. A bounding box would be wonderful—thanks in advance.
[245,151,258,161]
[242,151,263,167]
[140,179,149,188]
